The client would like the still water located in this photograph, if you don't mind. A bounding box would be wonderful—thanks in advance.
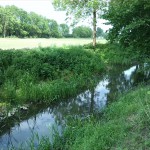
[0,64,149,149]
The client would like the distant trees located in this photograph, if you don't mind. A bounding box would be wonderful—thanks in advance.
[96,27,104,38]
[0,5,70,38]
[0,6,11,38]
[59,24,69,37]
[0,5,102,39]
[72,26,92,38]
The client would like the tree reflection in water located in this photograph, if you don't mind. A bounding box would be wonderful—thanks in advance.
[0,64,149,149]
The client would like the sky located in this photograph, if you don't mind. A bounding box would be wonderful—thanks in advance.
[0,0,111,31]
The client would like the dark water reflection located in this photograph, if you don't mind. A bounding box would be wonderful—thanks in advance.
[0,64,149,149]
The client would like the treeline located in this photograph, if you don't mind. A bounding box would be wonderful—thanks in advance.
[0,5,105,38]
[0,5,69,38]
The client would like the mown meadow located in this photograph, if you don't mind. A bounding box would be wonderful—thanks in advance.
[0,38,107,50]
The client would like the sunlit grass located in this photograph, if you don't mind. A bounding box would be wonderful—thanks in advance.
[0,38,107,50]
[50,86,150,150]
[0,46,104,104]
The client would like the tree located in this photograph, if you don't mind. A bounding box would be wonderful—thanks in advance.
[0,6,12,38]
[72,26,92,38]
[59,23,69,37]
[48,19,60,38]
[104,0,150,53]
[52,0,106,47]
[0,5,64,38]
[96,27,104,37]
[6,5,30,37]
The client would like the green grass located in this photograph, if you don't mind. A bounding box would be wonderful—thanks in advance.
[0,38,107,50]
[84,43,150,65]
[1,42,149,150]
[0,45,104,105]
[50,86,150,150]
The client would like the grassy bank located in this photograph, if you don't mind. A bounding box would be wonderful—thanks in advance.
[0,43,149,149]
[48,86,150,150]
[24,44,149,150]
[84,43,150,65]
[0,46,104,105]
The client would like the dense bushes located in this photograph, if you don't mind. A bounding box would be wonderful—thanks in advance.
[84,43,150,65]
[0,46,104,104]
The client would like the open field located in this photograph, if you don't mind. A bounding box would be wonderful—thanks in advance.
[0,38,107,50]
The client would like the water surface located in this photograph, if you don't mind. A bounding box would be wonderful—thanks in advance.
[0,64,149,149]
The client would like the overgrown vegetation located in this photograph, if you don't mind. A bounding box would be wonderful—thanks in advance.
[40,43,149,150]
[0,46,104,105]
[37,86,150,150]
[84,43,150,65]
[0,0,150,149]
[104,0,150,53]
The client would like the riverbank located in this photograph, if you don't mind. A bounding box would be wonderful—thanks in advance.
[0,45,104,119]
[48,85,150,150]
[0,43,149,149]
[39,44,150,150]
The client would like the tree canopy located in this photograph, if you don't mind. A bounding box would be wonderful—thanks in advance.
[52,0,106,47]
[59,23,69,37]
[96,27,104,37]
[104,0,150,53]
[0,5,69,38]
[72,26,92,38]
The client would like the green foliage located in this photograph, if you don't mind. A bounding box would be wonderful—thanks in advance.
[104,0,150,53]
[48,86,150,150]
[0,46,104,104]
[72,26,92,38]
[52,0,106,46]
[96,27,104,37]
[84,43,149,65]
[53,0,106,22]
[59,24,69,37]
[0,5,68,38]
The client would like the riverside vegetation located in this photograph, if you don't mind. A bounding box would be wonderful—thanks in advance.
[0,43,149,150]
[0,46,104,106]
[35,44,149,150]
[1,0,150,148]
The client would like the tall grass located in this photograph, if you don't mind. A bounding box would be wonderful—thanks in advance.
[84,43,150,65]
[49,86,150,150]
[0,46,104,105]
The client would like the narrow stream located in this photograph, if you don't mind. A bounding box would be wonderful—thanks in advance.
[0,64,149,149]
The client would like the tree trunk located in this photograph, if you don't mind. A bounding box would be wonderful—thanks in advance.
[93,10,96,48]
[3,23,6,38]
[3,16,6,38]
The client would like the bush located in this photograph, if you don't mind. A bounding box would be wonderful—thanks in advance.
[0,46,104,104]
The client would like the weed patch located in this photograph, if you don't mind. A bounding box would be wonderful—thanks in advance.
[0,46,104,105]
